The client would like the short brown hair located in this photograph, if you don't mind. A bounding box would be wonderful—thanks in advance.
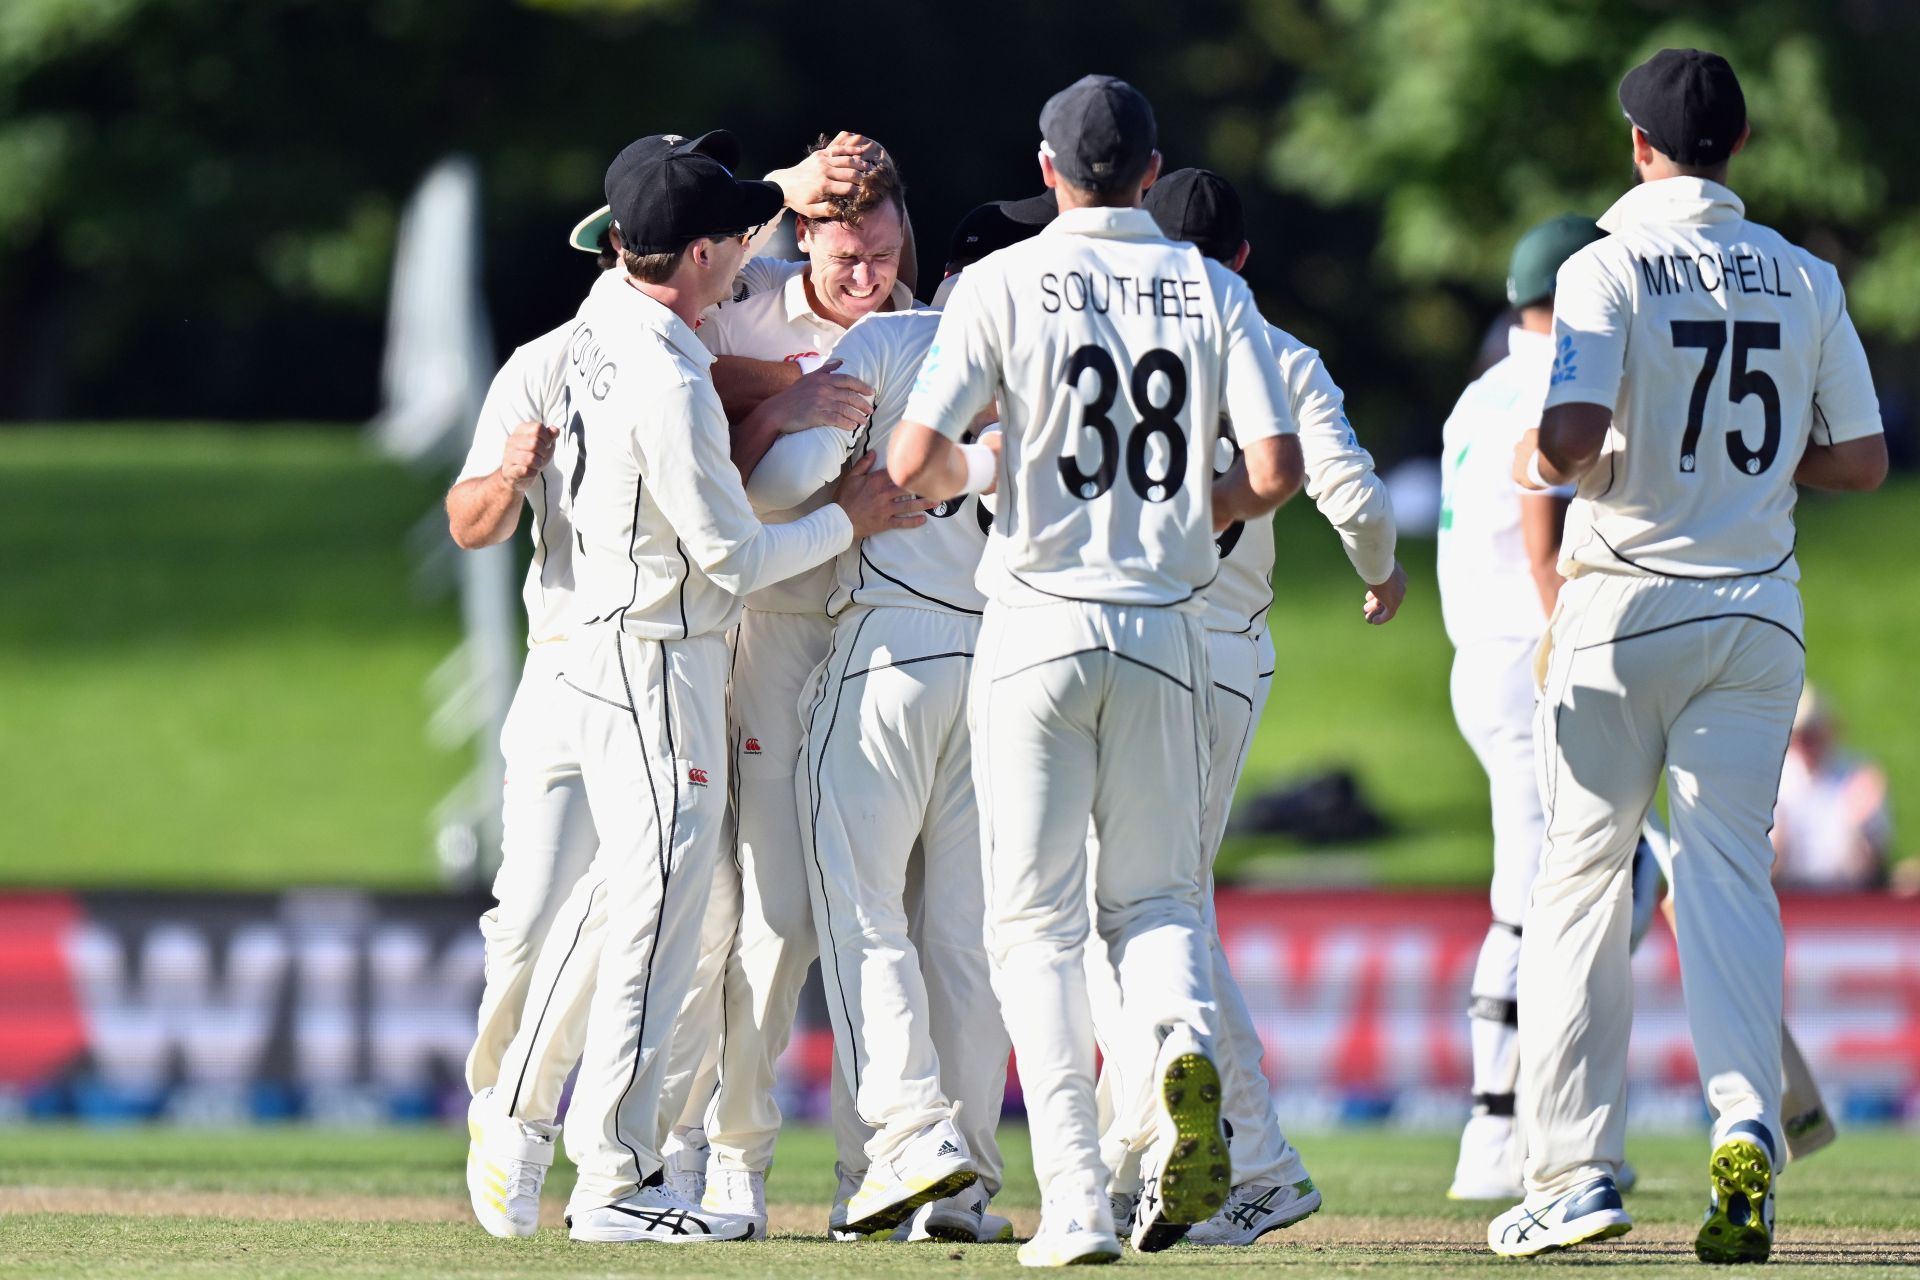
[803,134,906,227]
[621,235,731,285]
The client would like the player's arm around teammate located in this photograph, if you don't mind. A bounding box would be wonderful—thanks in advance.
[478,132,915,1247]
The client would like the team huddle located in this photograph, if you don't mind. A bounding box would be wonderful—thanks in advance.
[447,54,1885,1268]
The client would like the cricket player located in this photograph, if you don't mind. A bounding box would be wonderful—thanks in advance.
[1436,213,1602,1200]
[455,131,896,1239]
[471,129,920,1246]
[678,146,918,1238]
[1086,167,1403,1251]
[892,76,1306,1266]
[1486,50,1885,1263]
[764,197,1061,1244]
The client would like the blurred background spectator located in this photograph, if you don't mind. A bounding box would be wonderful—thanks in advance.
[1772,685,1894,890]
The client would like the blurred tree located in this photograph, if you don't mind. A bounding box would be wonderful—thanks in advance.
[1259,0,1920,440]
[0,0,1909,452]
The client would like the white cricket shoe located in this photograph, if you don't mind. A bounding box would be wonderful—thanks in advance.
[660,1126,708,1206]
[701,1167,767,1240]
[1107,1189,1138,1239]
[904,1186,987,1242]
[1488,1175,1632,1257]
[1019,1185,1121,1268]
[568,1184,753,1243]
[1185,1176,1323,1246]
[1448,1112,1525,1201]
[466,1087,555,1238]
[843,1118,977,1235]
[1131,1026,1229,1252]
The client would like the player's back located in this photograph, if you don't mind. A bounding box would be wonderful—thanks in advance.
[1549,178,1880,581]
[949,209,1239,607]
[828,310,989,617]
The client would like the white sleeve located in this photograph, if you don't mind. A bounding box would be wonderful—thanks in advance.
[1808,258,1883,445]
[636,377,853,595]
[1283,341,1396,584]
[456,343,549,483]
[901,270,1001,439]
[744,429,855,510]
[1210,265,1293,444]
[1542,244,1630,412]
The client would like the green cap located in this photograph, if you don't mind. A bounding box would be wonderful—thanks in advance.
[569,204,613,254]
[1507,213,1605,307]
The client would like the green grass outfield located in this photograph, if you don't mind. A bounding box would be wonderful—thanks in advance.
[0,425,1913,889]
[2,1124,1916,1277]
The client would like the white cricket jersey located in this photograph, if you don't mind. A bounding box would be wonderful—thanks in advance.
[904,207,1294,609]
[829,311,989,615]
[699,266,916,614]
[1546,177,1882,581]
[565,268,853,640]
[1436,327,1574,647]
[457,321,575,645]
[1203,324,1392,634]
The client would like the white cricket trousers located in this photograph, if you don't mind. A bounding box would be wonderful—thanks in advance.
[798,605,1008,1192]
[1449,635,1544,1102]
[467,642,598,1095]
[548,626,732,1208]
[697,608,866,1176]
[1089,626,1305,1190]
[973,599,1216,1202]
[1520,572,1803,1197]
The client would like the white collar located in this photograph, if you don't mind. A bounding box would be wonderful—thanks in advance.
[592,268,712,367]
[1505,325,1554,360]
[1043,206,1168,242]
[781,265,916,328]
[1598,177,1746,234]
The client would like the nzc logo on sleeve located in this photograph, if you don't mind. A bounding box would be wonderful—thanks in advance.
[1549,334,1579,388]
[688,767,710,787]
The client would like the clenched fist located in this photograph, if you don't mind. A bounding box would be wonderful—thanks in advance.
[500,421,558,493]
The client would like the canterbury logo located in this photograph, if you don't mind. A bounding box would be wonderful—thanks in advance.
[688,767,710,786]
[743,737,762,755]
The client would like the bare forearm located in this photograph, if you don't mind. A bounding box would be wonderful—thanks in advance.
[889,424,965,500]
[1520,493,1568,618]
[1795,435,1889,491]
[713,356,802,424]
[446,473,524,549]
[730,403,787,479]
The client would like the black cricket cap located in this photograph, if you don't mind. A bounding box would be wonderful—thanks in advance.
[604,129,784,256]
[1618,48,1747,167]
[944,192,1057,270]
[1040,74,1157,189]
[1142,168,1245,263]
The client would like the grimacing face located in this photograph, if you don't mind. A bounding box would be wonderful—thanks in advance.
[798,200,905,326]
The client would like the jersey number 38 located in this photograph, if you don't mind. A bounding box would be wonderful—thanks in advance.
[1058,345,1190,503]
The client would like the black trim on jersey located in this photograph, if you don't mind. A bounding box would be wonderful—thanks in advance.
[990,644,1195,693]
[560,676,634,713]
[1004,562,1218,609]
[1571,611,1805,653]
[673,538,692,639]
[1257,668,1276,680]
[839,650,975,683]
[615,472,647,632]
[1591,526,1797,582]
[508,877,606,1116]
[852,550,984,616]
[1211,680,1253,710]
[609,635,676,1182]
[533,469,555,599]
[801,614,872,1100]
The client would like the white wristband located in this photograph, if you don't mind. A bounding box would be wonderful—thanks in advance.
[1524,450,1550,490]
[957,442,996,495]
